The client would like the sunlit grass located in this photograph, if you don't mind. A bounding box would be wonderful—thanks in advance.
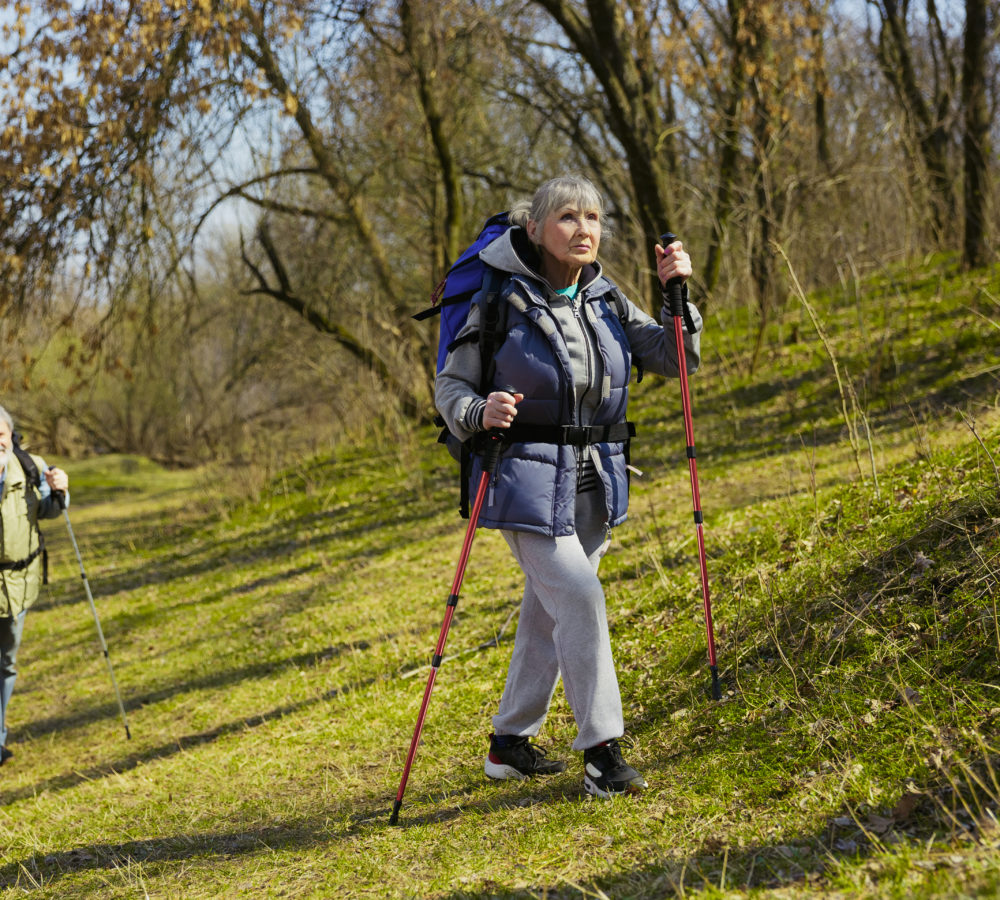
[0,258,998,898]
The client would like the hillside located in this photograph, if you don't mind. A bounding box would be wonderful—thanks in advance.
[0,258,998,899]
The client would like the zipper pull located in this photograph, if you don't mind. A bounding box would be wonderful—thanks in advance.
[488,466,500,507]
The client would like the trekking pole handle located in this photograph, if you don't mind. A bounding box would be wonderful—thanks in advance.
[481,430,503,475]
[481,384,518,475]
[660,232,686,319]
[47,467,67,511]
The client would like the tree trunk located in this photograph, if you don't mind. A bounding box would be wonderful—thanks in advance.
[399,0,465,275]
[961,0,990,269]
[747,1,779,373]
[872,0,958,243]
[807,0,833,173]
[703,0,750,294]
[531,0,676,308]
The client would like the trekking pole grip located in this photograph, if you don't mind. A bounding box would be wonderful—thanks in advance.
[47,468,66,511]
[660,232,686,319]
[481,430,503,475]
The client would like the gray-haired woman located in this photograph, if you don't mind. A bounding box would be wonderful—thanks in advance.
[435,175,702,796]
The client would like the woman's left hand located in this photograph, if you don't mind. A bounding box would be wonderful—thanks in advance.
[656,239,692,288]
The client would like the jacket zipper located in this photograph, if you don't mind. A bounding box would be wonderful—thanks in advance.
[572,294,594,426]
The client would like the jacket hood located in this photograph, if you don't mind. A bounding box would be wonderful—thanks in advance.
[478,226,610,298]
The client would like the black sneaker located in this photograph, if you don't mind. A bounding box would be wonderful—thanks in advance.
[583,738,647,797]
[0,746,12,766]
[484,734,567,780]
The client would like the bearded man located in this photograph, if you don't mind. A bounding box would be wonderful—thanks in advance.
[0,406,69,765]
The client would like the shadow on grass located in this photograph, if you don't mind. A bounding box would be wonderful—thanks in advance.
[35,487,454,613]
[0,612,464,807]
[0,822,333,891]
[400,769,991,898]
[12,623,391,747]
[0,672,381,808]
[0,778,940,897]
[1,684,992,897]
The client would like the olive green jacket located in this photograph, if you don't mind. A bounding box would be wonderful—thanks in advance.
[0,452,61,618]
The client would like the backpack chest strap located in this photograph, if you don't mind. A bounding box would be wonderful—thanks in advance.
[482,421,636,446]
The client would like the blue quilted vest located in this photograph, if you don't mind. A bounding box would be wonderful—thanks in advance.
[469,276,634,537]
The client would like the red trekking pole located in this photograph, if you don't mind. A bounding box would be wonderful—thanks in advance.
[389,432,503,825]
[661,233,721,701]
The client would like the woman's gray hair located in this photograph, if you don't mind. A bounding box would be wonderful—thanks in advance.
[509,175,607,239]
[0,405,13,433]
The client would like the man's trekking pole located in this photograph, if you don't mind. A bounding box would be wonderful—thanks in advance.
[389,432,503,826]
[661,233,721,701]
[52,485,132,740]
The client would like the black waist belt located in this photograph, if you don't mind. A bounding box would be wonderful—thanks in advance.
[0,546,41,573]
[501,422,636,445]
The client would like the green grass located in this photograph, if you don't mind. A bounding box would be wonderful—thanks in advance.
[1,257,998,898]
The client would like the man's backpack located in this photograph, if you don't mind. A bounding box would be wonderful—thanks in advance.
[7,433,50,584]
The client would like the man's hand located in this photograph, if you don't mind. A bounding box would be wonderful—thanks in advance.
[45,467,68,494]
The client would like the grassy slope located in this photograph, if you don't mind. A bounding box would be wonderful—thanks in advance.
[0,258,998,899]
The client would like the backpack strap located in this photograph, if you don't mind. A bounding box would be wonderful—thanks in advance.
[0,547,42,573]
[607,287,643,383]
[476,268,506,394]
[11,434,41,489]
[455,268,508,518]
[10,433,49,585]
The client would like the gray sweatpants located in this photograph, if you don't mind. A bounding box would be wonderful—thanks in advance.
[492,489,623,750]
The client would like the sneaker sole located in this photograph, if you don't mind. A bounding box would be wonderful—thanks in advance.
[583,775,648,798]
[485,759,530,780]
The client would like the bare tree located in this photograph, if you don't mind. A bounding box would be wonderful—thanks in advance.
[961,0,992,269]
[868,0,960,243]
[527,0,685,305]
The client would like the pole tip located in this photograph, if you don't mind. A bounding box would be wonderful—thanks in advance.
[389,800,402,826]
[710,666,721,701]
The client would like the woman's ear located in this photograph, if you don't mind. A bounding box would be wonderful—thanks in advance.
[525,219,538,243]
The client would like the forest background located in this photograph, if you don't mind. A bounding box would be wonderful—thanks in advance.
[1,4,999,896]
[0,0,996,470]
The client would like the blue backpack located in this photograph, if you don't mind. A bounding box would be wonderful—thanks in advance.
[413,213,516,516]
[414,211,511,374]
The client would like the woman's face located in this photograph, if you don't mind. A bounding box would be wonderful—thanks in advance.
[528,204,602,273]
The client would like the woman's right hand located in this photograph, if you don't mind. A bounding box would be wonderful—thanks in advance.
[483,391,524,429]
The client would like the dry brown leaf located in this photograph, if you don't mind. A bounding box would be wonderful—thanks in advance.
[865,813,895,833]
[891,791,922,821]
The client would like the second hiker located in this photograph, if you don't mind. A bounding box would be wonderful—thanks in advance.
[0,405,69,766]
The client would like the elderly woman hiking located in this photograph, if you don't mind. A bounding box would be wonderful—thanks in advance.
[435,175,702,797]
